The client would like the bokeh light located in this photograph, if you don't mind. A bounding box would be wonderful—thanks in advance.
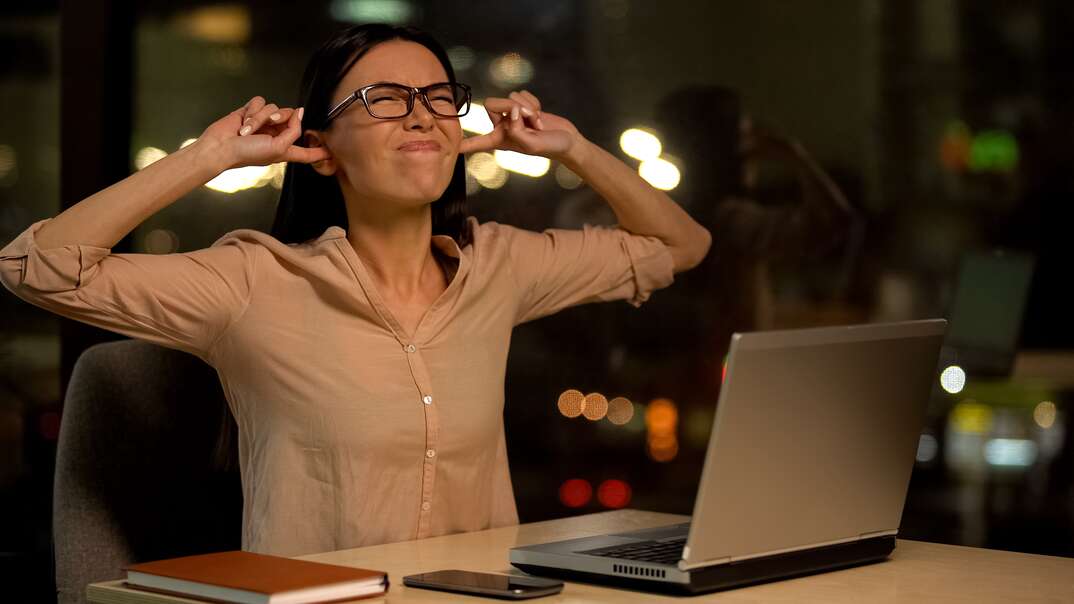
[495,149,550,177]
[1033,401,1057,429]
[173,5,251,44]
[940,365,966,394]
[0,144,17,180]
[647,436,679,462]
[597,479,632,509]
[916,433,939,463]
[461,102,494,134]
[582,393,609,421]
[619,128,662,161]
[489,52,534,87]
[949,400,993,434]
[447,45,475,72]
[557,389,585,418]
[134,146,168,170]
[606,397,634,425]
[558,478,592,508]
[330,0,413,25]
[467,151,508,189]
[645,398,678,434]
[143,229,180,254]
[554,163,584,189]
[646,398,679,462]
[638,156,680,190]
[204,163,285,194]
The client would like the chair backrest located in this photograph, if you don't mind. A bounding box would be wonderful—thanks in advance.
[53,339,241,604]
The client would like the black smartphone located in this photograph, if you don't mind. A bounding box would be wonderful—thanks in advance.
[402,570,564,599]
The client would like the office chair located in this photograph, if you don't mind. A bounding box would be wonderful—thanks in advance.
[52,339,242,604]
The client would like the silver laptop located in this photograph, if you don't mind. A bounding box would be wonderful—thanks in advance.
[511,319,947,595]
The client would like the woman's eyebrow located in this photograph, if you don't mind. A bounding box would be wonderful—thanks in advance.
[360,80,450,88]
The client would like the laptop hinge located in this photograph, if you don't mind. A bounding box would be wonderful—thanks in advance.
[677,555,731,572]
[858,529,897,540]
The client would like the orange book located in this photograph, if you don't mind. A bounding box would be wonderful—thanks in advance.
[124,551,388,603]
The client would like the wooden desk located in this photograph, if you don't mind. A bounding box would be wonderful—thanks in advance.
[88,509,1074,603]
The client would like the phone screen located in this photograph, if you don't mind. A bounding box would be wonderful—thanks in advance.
[404,570,563,598]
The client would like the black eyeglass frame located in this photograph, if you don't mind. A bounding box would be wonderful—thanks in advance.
[325,81,472,123]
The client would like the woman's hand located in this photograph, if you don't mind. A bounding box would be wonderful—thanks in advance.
[459,90,582,160]
[193,96,330,172]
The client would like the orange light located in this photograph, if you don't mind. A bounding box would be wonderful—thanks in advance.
[647,438,679,462]
[557,389,585,418]
[645,398,678,434]
[582,393,609,421]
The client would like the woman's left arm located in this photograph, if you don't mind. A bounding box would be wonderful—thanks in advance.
[561,136,712,272]
[460,90,712,273]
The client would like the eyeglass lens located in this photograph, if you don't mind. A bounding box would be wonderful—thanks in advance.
[365,83,469,118]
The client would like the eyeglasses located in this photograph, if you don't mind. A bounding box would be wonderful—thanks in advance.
[325,81,472,123]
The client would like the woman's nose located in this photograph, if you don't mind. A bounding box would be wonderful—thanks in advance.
[404,100,435,130]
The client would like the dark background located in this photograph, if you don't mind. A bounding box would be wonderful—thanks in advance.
[2,1,1072,601]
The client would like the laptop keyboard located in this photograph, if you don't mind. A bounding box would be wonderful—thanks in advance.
[577,537,686,565]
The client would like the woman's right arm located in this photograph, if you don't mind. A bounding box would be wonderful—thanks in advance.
[0,96,327,358]
[34,96,325,250]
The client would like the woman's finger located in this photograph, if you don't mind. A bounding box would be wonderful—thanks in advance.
[283,144,331,164]
[518,90,542,113]
[459,131,501,155]
[508,91,538,117]
[271,106,304,153]
[517,90,545,129]
[241,103,281,136]
[242,96,266,123]
[508,92,541,129]
[482,97,524,122]
[486,104,505,127]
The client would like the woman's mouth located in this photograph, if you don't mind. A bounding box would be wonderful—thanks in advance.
[398,140,441,152]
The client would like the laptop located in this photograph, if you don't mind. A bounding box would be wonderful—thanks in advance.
[510,319,947,595]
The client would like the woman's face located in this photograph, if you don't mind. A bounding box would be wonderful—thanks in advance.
[318,40,462,211]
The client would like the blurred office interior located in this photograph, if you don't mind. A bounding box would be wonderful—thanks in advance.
[1,1,1072,601]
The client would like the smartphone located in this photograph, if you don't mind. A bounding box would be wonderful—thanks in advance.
[402,570,564,599]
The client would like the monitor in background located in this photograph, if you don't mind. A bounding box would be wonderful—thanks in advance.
[943,250,1035,376]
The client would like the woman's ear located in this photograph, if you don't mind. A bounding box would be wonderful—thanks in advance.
[305,130,337,176]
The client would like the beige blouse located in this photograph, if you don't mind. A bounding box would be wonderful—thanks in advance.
[0,216,674,556]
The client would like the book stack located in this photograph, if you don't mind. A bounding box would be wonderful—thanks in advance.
[120,551,388,603]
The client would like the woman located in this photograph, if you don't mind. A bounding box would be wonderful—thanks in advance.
[0,24,710,556]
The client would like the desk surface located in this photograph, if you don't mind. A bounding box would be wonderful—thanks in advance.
[88,509,1074,603]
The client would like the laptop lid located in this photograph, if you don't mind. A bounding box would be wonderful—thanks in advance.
[681,320,946,570]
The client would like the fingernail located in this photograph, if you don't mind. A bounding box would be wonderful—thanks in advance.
[511,107,520,121]
[298,107,305,121]
[536,117,545,129]
[521,107,534,117]
[240,125,252,136]
[269,112,281,122]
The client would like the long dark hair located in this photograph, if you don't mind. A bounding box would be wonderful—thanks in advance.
[271,24,471,246]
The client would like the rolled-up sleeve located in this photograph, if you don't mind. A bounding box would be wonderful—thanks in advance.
[487,221,674,325]
[0,219,256,359]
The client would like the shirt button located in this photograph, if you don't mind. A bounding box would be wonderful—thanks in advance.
[426,449,436,458]
[421,502,431,511]
[422,395,433,405]
[404,344,417,353]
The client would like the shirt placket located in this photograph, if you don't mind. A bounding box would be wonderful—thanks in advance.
[403,340,439,538]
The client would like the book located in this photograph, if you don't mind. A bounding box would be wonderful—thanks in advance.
[123,551,388,604]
